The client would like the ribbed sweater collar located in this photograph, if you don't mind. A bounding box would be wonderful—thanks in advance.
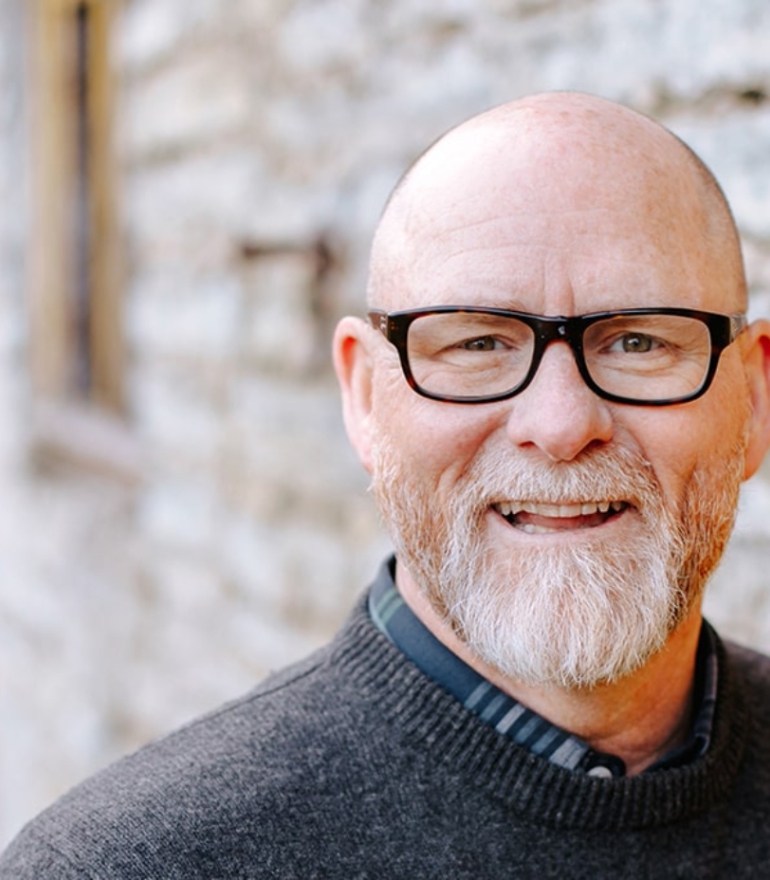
[330,591,748,832]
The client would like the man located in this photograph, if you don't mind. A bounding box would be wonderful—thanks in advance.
[3,92,770,878]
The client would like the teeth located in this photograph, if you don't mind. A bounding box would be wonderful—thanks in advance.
[518,523,554,535]
[494,500,627,518]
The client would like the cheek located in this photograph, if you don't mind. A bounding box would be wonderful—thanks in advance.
[371,371,506,491]
[625,384,750,509]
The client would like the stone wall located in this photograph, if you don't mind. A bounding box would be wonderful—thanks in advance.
[1,0,770,847]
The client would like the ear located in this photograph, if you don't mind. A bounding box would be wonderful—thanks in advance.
[740,318,770,480]
[333,316,376,474]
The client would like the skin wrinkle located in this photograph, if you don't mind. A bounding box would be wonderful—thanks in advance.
[335,92,770,773]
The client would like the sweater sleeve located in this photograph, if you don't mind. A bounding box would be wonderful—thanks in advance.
[0,828,88,880]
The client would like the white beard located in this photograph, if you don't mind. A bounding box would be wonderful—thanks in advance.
[371,439,744,690]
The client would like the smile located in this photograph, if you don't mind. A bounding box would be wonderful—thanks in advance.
[492,500,628,534]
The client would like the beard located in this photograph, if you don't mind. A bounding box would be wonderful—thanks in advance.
[371,435,745,690]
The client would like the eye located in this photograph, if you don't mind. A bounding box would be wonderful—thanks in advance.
[613,333,658,354]
[460,336,503,351]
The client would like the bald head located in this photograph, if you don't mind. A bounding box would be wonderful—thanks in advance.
[368,93,745,312]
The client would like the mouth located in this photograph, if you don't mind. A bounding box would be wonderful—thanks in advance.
[492,500,629,534]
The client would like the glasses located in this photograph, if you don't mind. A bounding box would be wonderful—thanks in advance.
[368,306,748,406]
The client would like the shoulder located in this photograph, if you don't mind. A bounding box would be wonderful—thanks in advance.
[722,637,770,719]
[0,597,398,879]
[722,637,770,686]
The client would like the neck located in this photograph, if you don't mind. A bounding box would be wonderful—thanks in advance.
[396,564,703,776]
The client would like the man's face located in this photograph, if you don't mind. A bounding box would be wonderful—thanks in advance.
[356,117,756,688]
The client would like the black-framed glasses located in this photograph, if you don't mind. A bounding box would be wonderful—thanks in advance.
[368,306,748,406]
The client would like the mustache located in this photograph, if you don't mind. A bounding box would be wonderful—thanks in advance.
[455,444,663,511]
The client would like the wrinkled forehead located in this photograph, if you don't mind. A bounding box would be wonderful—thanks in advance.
[368,104,744,315]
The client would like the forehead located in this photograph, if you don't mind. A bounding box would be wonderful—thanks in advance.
[373,119,737,317]
[401,210,702,316]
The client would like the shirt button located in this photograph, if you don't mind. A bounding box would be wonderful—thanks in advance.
[587,765,614,778]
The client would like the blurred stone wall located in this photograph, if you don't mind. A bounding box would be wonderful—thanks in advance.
[1,0,770,846]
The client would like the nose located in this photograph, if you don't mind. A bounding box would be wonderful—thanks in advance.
[505,341,614,462]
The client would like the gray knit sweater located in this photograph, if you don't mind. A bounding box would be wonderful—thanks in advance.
[2,591,770,879]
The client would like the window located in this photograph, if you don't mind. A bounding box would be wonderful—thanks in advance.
[28,0,136,479]
[29,0,121,408]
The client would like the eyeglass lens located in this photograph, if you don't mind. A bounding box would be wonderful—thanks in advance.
[406,311,713,402]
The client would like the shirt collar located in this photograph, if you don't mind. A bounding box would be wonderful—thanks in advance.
[369,557,718,777]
